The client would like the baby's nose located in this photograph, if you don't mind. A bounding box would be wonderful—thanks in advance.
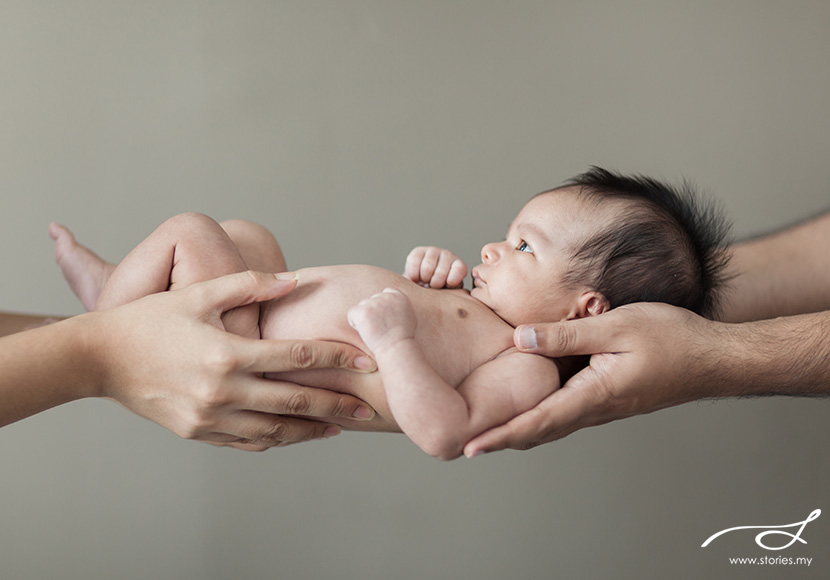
[481,242,500,264]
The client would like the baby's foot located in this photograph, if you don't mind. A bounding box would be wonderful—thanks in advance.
[49,223,116,311]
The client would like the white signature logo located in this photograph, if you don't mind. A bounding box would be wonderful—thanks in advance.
[701,509,821,550]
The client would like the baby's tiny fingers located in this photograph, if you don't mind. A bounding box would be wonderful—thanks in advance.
[404,247,428,282]
[428,268,449,289]
[446,259,468,288]
[419,248,442,284]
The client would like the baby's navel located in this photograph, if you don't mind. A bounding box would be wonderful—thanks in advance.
[457,308,468,319]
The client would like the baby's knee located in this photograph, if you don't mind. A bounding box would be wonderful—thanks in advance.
[155,212,226,242]
[164,212,221,231]
[220,219,274,241]
[219,219,285,272]
[220,220,281,251]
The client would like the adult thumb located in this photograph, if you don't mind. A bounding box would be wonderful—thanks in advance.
[514,315,614,358]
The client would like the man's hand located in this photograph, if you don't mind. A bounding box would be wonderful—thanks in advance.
[404,246,468,289]
[463,303,728,457]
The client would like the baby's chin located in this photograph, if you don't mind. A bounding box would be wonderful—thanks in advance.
[472,295,523,328]
[491,305,557,329]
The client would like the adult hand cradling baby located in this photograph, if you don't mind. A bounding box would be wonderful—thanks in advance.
[464,303,732,455]
[0,271,376,450]
[464,210,830,458]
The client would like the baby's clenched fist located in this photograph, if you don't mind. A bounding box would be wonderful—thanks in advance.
[347,288,418,354]
[404,246,468,289]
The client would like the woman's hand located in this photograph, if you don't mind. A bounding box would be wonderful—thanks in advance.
[90,270,376,451]
[404,246,468,289]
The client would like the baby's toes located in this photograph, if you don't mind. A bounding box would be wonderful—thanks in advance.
[48,222,78,264]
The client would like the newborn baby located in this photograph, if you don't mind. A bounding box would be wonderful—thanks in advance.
[51,167,729,459]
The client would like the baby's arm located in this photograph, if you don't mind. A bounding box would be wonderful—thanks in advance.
[348,289,559,460]
[404,246,468,288]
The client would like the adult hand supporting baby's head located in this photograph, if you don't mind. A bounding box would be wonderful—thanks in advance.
[463,303,726,457]
[93,270,376,451]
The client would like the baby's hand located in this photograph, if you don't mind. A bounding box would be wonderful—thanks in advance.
[347,288,418,353]
[404,246,468,289]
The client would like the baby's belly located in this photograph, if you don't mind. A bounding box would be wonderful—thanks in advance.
[259,265,513,431]
[261,265,412,350]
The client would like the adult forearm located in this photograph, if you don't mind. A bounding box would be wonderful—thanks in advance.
[714,311,830,397]
[722,212,830,322]
[0,312,66,338]
[0,314,99,427]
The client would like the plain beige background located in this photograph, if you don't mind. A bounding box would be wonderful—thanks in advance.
[1,1,829,579]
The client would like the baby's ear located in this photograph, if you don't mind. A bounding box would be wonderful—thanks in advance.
[570,291,609,320]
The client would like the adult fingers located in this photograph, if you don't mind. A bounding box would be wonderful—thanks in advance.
[209,409,343,445]
[240,338,377,374]
[227,442,272,452]
[463,369,602,457]
[514,314,624,358]
[239,377,375,421]
[190,270,300,316]
[204,439,272,452]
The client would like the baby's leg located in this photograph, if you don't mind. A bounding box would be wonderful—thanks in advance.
[96,212,260,338]
[219,220,288,273]
[50,223,117,312]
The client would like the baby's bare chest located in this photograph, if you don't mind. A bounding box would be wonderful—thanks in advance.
[260,265,513,411]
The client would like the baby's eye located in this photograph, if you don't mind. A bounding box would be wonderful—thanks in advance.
[516,240,533,253]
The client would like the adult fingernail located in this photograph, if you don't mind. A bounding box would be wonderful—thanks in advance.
[323,425,341,438]
[465,449,485,459]
[354,355,377,372]
[517,326,537,350]
[352,405,375,420]
[275,271,298,281]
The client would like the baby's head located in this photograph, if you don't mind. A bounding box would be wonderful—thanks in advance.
[470,167,730,326]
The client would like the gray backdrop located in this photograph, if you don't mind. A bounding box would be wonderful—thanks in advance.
[1,1,829,579]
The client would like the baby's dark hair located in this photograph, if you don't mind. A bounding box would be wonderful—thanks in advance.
[556,167,731,318]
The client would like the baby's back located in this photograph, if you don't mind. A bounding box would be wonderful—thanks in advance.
[260,265,514,431]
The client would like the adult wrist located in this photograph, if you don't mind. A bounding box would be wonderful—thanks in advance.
[714,312,830,398]
[68,311,110,400]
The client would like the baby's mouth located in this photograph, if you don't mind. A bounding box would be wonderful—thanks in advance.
[471,268,485,289]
